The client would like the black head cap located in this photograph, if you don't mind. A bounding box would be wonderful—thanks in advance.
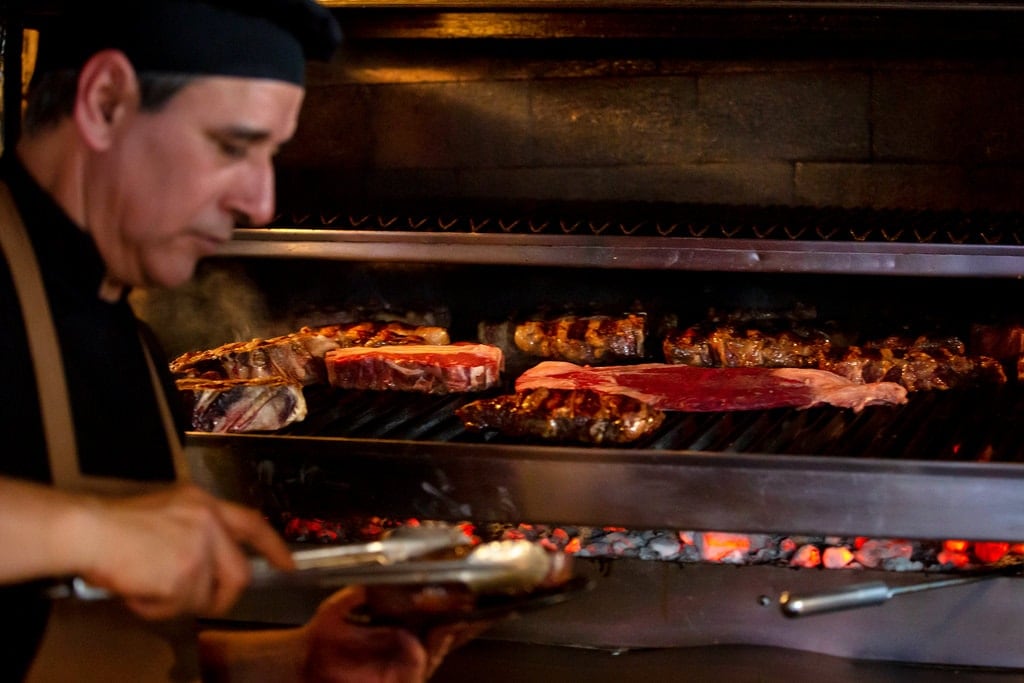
[33,0,342,86]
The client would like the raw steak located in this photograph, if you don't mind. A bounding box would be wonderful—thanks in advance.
[325,344,504,394]
[515,361,907,413]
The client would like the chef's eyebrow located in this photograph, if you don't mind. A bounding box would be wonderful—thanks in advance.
[214,125,272,143]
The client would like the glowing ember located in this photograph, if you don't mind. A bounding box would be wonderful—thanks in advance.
[973,541,1011,564]
[823,546,855,568]
[790,544,821,568]
[699,532,752,563]
[277,514,1024,573]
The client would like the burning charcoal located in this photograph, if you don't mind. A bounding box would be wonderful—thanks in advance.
[639,532,684,560]
[822,546,856,569]
[853,538,914,569]
[790,544,822,568]
[697,532,752,563]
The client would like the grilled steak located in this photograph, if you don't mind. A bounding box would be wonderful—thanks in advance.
[663,324,830,368]
[325,343,504,394]
[664,325,1006,391]
[177,376,307,432]
[511,313,647,364]
[516,361,908,413]
[457,387,665,444]
[170,329,340,385]
[171,321,452,386]
[822,345,1007,391]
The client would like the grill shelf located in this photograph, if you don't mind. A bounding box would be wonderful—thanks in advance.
[270,383,1023,462]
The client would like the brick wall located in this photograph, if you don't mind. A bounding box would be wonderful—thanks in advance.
[276,41,1024,213]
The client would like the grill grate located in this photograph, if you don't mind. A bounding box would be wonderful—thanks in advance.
[272,383,1024,463]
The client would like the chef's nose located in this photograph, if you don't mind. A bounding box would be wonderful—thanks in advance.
[229,157,276,228]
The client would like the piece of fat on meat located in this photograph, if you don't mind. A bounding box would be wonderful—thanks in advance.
[325,343,504,394]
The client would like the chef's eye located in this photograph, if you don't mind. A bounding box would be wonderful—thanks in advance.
[218,139,248,159]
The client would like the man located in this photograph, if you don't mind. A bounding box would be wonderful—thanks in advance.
[0,1,473,680]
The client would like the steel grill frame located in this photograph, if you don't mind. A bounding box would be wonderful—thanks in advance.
[177,203,1024,674]
[180,201,1024,546]
[274,383,1023,462]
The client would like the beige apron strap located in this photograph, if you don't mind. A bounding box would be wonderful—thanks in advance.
[141,334,192,482]
[0,181,187,494]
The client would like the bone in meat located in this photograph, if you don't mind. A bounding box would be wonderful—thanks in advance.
[515,361,908,413]
[177,376,307,432]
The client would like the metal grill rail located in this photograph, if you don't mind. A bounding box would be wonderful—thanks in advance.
[267,203,1024,246]
[268,384,1024,462]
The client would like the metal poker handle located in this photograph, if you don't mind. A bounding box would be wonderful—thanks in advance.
[779,572,1006,618]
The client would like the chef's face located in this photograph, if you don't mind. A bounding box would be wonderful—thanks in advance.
[91,75,304,289]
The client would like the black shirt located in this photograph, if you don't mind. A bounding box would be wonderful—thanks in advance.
[0,154,182,680]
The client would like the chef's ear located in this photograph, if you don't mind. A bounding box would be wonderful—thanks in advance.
[73,49,140,150]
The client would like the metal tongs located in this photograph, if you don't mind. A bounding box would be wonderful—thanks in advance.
[49,526,564,599]
[778,562,1022,618]
[255,533,564,594]
[248,525,472,587]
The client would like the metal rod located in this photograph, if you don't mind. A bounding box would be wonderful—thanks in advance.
[779,570,1014,618]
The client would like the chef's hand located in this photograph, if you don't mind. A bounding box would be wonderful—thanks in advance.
[302,585,497,682]
[74,482,294,620]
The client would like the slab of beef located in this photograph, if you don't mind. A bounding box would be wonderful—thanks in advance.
[170,321,451,386]
[170,329,340,385]
[457,387,665,444]
[177,376,307,432]
[822,345,1007,391]
[325,343,504,394]
[663,325,1006,392]
[511,313,647,364]
[663,324,831,368]
[515,361,908,413]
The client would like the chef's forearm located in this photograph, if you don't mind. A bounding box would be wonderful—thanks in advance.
[0,476,98,583]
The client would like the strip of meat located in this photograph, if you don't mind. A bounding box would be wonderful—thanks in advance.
[457,387,665,444]
[325,344,504,394]
[512,313,646,364]
[177,376,307,432]
[515,361,907,413]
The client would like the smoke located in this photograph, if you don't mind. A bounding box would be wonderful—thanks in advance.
[130,262,282,358]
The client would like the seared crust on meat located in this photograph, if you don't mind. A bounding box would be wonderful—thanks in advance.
[306,321,450,348]
[513,313,646,364]
[664,324,1006,391]
[170,321,452,385]
[456,387,664,444]
[663,324,829,368]
[170,330,339,385]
